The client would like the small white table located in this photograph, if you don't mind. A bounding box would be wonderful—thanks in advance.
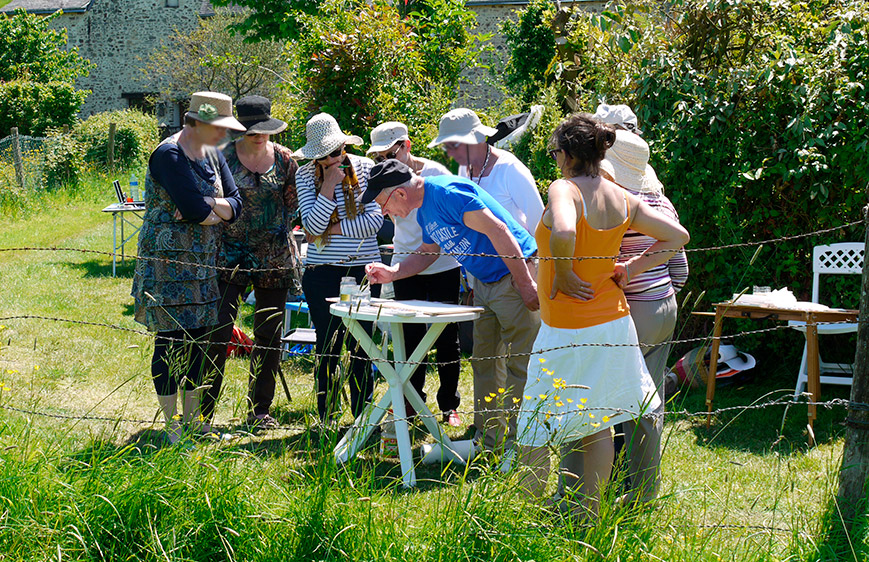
[101,203,145,276]
[329,299,482,488]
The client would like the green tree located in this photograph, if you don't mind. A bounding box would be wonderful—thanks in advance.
[140,8,290,102]
[0,9,92,136]
[0,9,92,83]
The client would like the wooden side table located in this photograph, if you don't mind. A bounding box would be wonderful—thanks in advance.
[698,302,858,444]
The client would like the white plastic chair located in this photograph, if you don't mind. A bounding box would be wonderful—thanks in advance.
[789,242,862,397]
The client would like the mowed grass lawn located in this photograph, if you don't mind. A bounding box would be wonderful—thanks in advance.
[0,172,865,561]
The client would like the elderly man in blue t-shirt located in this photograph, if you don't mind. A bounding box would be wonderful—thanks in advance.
[364,159,543,452]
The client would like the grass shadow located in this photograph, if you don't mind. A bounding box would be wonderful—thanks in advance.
[61,258,136,279]
[669,371,850,454]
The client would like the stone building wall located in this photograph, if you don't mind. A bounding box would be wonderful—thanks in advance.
[461,0,606,108]
[43,1,205,123]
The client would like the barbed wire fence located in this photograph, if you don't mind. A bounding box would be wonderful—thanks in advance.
[0,215,864,433]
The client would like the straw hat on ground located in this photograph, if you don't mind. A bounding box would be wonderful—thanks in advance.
[428,108,498,148]
[600,129,663,194]
[187,91,245,132]
[293,113,363,160]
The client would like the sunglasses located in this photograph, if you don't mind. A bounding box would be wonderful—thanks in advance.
[549,148,561,160]
[442,141,464,151]
[317,145,345,161]
[374,142,403,164]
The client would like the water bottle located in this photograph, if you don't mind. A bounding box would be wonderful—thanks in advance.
[380,409,398,458]
[130,173,139,201]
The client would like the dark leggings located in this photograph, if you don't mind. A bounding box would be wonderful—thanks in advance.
[201,282,289,421]
[152,327,211,396]
[302,264,375,421]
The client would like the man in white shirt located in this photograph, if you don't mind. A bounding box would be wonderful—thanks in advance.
[428,108,544,235]
[367,122,464,426]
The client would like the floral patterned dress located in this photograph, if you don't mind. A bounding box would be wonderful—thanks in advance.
[218,141,300,290]
[132,134,229,332]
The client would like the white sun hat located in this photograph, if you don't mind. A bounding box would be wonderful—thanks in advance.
[593,103,643,135]
[367,121,410,154]
[292,113,364,160]
[427,108,498,148]
[186,91,245,132]
[600,129,663,194]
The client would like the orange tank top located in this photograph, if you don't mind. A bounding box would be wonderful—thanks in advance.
[536,185,632,330]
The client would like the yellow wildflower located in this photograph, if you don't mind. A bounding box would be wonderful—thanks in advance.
[566,398,574,403]
[538,394,548,400]
[580,398,588,404]
[484,396,492,403]
[497,388,505,394]
[538,357,546,363]
[525,395,532,400]
[589,414,595,419]
[512,397,520,404]
[592,422,600,428]
[602,416,610,422]
[555,402,564,408]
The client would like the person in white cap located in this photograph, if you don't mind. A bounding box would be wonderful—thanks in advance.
[294,113,384,423]
[556,105,689,506]
[367,122,464,426]
[429,108,544,235]
[132,91,245,444]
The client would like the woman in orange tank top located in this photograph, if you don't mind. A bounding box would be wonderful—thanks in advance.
[514,114,689,518]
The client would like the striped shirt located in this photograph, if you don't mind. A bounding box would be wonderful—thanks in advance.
[296,154,383,266]
[618,188,689,301]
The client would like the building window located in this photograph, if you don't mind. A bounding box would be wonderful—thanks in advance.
[165,0,179,7]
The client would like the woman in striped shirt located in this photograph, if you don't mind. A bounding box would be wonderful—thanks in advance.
[294,113,384,422]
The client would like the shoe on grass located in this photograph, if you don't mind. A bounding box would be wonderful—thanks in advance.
[442,409,461,427]
[247,413,279,430]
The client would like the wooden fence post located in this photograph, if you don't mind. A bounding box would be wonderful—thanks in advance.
[107,122,116,168]
[835,203,869,528]
[11,127,25,190]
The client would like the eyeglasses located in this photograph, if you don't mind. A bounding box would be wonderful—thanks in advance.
[549,148,561,160]
[374,142,403,164]
[317,145,345,161]
[380,188,398,214]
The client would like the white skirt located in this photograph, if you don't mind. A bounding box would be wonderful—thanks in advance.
[516,316,662,448]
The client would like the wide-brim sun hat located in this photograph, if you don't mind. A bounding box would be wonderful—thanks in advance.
[593,103,643,135]
[600,129,663,194]
[187,91,246,132]
[367,121,410,154]
[427,108,498,148]
[236,95,287,135]
[293,113,363,160]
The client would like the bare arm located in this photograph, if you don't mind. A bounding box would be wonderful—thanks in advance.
[547,179,593,300]
[463,208,539,311]
[613,196,691,287]
[365,242,439,284]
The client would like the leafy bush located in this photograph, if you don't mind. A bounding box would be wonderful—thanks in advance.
[74,109,159,168]
[499,0,868,361]
[42,129,84,190]
[0,81,88,137]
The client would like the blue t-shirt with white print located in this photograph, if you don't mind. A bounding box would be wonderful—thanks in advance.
[417,174,537,283]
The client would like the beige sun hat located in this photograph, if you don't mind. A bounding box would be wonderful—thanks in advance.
[293,113,364,160]
[600,129,663,194]
[187,91,245,132]
[593,103,643,136]
[427,108,498,148]
[367,121,410,154]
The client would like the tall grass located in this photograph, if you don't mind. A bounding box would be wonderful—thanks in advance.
[0,168,867,560]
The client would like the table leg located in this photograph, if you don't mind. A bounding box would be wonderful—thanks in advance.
[111,212,118,277]
[805,312,819,446]
[706,307,724,428]
[120,212,125,265]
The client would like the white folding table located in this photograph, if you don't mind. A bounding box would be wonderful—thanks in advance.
[101,202,145,276]
[329,299,482,488]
